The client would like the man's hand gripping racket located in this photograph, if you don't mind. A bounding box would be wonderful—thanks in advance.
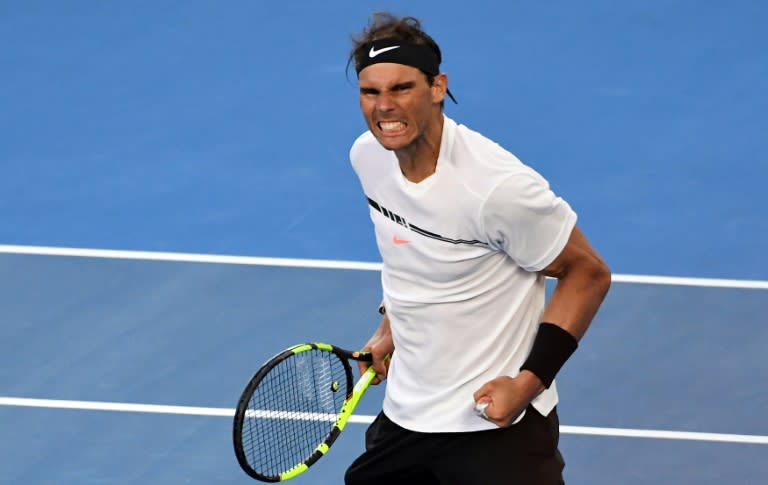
[232,343,383,482]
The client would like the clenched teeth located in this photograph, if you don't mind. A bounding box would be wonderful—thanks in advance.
[379,121,405,132]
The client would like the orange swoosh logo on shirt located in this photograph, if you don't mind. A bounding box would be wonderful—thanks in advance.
[392,235,411,245]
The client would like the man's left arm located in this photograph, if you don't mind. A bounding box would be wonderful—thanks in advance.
[473,225,611,426]
[515,225,612,396]
[539,224,611,340]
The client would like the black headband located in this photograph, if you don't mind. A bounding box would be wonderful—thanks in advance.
[356,38,457,104]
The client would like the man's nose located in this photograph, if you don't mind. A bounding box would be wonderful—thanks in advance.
[375,93,396,112]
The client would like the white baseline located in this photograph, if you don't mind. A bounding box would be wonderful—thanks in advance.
[0,244,766,289]
[0,397,766,445]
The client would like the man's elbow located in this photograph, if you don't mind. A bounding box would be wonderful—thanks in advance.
[591,258,612,299]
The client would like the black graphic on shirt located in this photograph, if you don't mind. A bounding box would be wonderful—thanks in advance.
[367,197,488,246]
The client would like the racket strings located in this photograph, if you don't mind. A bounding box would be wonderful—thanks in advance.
[241,349,349,478]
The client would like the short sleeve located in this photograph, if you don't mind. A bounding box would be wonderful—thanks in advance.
[482,171,577,272]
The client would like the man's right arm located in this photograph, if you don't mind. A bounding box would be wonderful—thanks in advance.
[359,310,394,385]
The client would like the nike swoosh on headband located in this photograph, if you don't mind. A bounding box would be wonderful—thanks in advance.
[369,45,401,58]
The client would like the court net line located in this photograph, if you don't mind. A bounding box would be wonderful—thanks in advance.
[1,397,766,445]
[1,244,767,289]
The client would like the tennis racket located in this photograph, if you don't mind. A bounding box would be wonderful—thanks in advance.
[232,342,378,482]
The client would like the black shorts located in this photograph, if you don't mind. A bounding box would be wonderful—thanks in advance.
[345,405,565,485]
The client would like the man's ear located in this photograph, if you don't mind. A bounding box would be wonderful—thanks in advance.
[431,73,448,103]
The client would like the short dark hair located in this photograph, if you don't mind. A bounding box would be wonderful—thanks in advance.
[348,12,444,99]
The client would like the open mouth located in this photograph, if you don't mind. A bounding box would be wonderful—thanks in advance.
[377,120,407,135]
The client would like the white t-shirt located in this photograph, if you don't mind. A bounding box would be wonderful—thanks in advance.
[350,115,577,432]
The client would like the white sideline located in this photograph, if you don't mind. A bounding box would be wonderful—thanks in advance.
[1,397,766,445]
[1,244,767,289]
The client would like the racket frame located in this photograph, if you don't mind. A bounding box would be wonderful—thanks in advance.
[233,342,375,482]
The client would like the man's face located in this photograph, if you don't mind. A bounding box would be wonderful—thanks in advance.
[358,63,445,151]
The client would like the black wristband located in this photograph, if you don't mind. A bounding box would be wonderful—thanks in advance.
[520,323,578,388]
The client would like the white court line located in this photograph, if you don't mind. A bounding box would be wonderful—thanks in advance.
[1,397,766,445]
[0,397,370,424]
[1,244,767,289]
[0,244,382,272]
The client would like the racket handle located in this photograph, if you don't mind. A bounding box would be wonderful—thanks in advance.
[354,365,378,393]
[354,352,391,392]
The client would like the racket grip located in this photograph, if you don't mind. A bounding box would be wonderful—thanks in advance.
[356,353,391,392]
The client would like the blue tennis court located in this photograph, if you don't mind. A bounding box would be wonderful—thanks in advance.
[1,2,766,484]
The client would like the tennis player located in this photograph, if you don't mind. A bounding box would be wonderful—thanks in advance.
[344,12,611,484]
